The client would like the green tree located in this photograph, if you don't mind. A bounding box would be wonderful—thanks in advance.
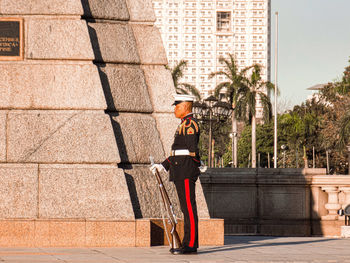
[278,98,327,168]
[209,54,247,103]
[237,125,252,167]
[208,54,248,167]
[167,60,201,100]
[198,119,231,167]
[339,110,350,148]
[235,64,275,168]
[238,117,286,168]
[319,59,350,173]
[335,58,350,95]
[337,59,350,148]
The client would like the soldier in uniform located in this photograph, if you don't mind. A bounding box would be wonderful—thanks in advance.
[150,94,201,254]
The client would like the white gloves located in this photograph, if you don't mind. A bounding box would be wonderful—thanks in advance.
[199,166,207,173]
[199,161,207,173]
[150,163,165,174]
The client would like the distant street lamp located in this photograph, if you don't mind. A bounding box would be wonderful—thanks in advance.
[193,95,232,168]
[281,144,287,168]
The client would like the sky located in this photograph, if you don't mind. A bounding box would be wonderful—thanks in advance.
[270,0,350,108]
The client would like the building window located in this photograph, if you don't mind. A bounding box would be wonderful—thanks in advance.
[217,12,231,32]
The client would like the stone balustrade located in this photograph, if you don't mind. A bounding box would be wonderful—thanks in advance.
[312,176,350,220]
[200,168,350,237]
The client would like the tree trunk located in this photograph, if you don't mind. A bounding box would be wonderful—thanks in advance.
[303,145,308,168]
[232,112,238,168]
[211,139,215,168]
[252,114,256,168]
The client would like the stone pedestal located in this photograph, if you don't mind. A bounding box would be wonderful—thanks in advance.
[341,226,350,238]
[0,0,216,247]
[0,218,224,247]
[150,218,224,246]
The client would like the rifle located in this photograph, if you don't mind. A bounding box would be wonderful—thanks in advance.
[150,156,182,252]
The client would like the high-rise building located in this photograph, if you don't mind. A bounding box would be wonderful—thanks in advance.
[152,0,271,117]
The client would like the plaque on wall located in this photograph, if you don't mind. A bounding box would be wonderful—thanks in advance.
[0,18,24,61]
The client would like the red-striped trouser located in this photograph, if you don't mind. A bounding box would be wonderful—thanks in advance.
[174,177,198,248]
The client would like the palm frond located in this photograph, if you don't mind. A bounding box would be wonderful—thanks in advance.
[259,92,273,122]
[180,83,202,100]
[214,82,231,98]
[263,81,279,96]
[209,70,232,80]
[235,95,248,121]
[247,91,256,117]
[210,54,241,105]
[176,87,189,95]
[171,60,188,88]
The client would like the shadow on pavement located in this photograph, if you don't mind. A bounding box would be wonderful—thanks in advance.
[197,236,337,255]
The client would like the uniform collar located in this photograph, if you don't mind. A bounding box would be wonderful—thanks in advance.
[181,113,193,122]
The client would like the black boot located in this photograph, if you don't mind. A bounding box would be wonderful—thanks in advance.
[180,246,197,254]
[169,247,182,255]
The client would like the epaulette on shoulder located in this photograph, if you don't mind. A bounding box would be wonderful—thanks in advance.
[185,119,199,135]
[184,118,192,127]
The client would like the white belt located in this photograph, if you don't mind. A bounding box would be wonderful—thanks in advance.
[171,149,190,156]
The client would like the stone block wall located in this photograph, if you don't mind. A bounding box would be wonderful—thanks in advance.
[0,0,210,238]
[0,0,132,223]
[201,168,350,237]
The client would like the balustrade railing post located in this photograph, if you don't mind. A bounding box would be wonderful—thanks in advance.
[321,186,341,220]
[339,186,350,209]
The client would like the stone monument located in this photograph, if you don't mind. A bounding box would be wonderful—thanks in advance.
[0,0,223,247]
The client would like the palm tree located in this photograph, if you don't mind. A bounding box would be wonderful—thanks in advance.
[209,54,248,167]
[167,60,201,100]
[236,64,275,168]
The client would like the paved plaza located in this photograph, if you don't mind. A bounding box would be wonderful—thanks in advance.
[0,236,350,262]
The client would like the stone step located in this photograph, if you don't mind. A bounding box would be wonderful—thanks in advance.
[0,219,224,247]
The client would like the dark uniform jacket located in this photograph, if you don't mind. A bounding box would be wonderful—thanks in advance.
[161,113,201,181]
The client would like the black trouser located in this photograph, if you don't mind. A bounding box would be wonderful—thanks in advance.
[174,177,198,248]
